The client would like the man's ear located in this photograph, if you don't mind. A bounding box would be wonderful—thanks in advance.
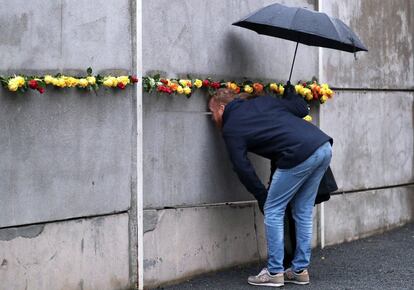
[219,104,225,111]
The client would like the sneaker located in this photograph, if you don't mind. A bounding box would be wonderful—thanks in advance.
[284,268,310,285]
[247,268,284,287]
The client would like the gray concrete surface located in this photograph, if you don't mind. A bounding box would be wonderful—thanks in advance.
[160,222,414,290]
[321,0,414,89]
[0,0,134,227]
[320,91,414,191]
[0,213,130,290]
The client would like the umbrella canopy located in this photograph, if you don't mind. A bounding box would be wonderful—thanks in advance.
[233,3,368,82]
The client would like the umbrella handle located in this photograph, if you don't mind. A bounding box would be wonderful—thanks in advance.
[288,41,299,83]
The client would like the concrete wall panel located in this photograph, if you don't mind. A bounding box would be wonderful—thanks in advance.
[143,94,271,208]
[324,186,414,246]
[143,204,263,288]
[143,0,318,82]
[0,213,130,290]
[0,90,133,228]
[321,0,414,89]
[0,0,132,71]
[320,91,414,191]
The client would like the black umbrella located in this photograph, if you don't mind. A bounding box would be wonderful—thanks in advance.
[233,3,368,83]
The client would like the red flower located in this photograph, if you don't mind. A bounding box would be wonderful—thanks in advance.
[160,79,169,85]
[130,75,139,83]
[157,85,173,94]
[117,83,126,89]
[211,82,221,89]
[37,87,45,94]
[28,80,38,90]
[202,79,210,87]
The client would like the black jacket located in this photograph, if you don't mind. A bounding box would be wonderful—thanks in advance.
[222,93,333,203]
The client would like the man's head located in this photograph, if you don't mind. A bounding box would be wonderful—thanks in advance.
[208,88,237,129]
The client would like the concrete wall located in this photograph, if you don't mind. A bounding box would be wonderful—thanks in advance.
[0,1,136,289]
[143,0,414,288]
[319,0,414,245]
[142,0,320,288]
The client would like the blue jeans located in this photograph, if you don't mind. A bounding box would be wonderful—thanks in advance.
[264,142,332,273]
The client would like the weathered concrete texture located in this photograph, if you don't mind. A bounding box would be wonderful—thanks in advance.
[0,0,132,71]
[143,0,318,82]
[0,89,132,228]
[324,186,414,246]
[321,0,414,89]
[0,213,130,290]
[143,204,263,288]
[143,91,321,208]
[320,91,414,191]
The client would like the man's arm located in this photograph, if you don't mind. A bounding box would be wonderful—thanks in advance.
[223,135,267,212]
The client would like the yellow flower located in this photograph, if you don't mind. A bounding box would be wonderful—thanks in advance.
[117,76,130,86]
[179,79,191,87]
[78,78,89,88]
[321,83,329,90]
[103,78,113,87]
[295,84,304,95]
[103,77,118,87]
[227,82,238,91]
[320,95,328,103]
[303,115,313,122]
[57,78,66,88]
[15,76,25,87]
[326,89,334,97]
[7,80,19,91]
[269,83,278,92]
[278,85,284,95]
[183,86,192,95]
[86,76,96,85]
[44,75,54,84]
[194,79,202,88]
[176,85,184,94]
[244,85,253,94]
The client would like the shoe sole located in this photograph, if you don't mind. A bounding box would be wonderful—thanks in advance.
[285,280,309,285]
[248,281,284,287]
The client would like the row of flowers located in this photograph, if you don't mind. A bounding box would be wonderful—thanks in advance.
[0,69,335,105]
[0,68,138,94]
[143,74,334,104]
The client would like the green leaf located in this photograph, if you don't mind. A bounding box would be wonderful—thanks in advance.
[87,67,93,75]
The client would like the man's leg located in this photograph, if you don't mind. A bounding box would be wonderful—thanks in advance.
[283,204,296,269]
[264,156,324,274]
[290,142,332,272]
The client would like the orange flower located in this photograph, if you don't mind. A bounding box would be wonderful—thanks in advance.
[169,83,178,91]
[253,82,264,93]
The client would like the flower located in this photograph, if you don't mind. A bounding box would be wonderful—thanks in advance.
[320,95,328,103]
[44,75,54,85]
[227,82,239,92]
[244,85,253,94]
[28,80,39,90]
[303,115,313,122]
[210,82,221,89]
[117,82,126,89]
[169,82,178,91]
[183,86,192,95]
[130,75,139,83]
[176,85,184,94]
[86,76,96,85]
[78,78,89,88]
[37,87,45,94]
[252,83,264,93]
[269,83,278,92]
[194,79,202,88]
[278,85,284,95]
[7,80,19,91]
[179,79,191,87]
[103,76,118,87]
[202,79,210,87]
[15,76,25,87]
[117,76,130,86]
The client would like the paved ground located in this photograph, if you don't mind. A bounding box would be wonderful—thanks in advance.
[160,222,414,290]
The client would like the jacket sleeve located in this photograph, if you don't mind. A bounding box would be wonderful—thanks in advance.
[280,91,309,118]
[223,135,267,199]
